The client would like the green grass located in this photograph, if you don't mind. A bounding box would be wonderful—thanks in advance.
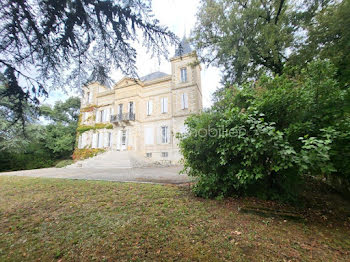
[0,176,349,261]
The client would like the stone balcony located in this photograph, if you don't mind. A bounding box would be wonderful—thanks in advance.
[110,113,135,124]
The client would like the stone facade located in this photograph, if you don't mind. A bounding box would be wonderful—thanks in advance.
[78,49,202,163]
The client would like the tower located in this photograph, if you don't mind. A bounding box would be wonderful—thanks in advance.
[170,37,202,114]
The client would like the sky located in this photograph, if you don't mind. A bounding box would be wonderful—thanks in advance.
[43,0,221,108]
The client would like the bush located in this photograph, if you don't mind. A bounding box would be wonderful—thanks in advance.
[72,148,105,161]
[55,159,74,168]
[179,108,334,201]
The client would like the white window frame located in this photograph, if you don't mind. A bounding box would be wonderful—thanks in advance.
[161,152,168,158]
[161,126,169,144]
[118,104,123,115]
[181,93,188,109]
[180,67,187,82]
[147,100,153,116]
[161,97,168,113]
[128,101,134,114]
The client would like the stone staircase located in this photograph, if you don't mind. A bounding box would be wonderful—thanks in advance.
[66,151,146,169]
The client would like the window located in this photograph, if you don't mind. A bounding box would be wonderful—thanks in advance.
[147,100,153,115]
[146,153,152,158]
[144,127,154,145]
[100,110,104,122]
[95,111,100,123]
[181,93,188,109]
[87,91,92,103]
[161,152,168,158]
[128,101,134,114]
[181,68,187,82]
[161,97,168,113]
[97,133,104,148]
[118,104,123,115]
[161,126,168,143]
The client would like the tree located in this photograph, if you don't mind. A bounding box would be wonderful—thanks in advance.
[40,97,81,124]
[40,97,81,157]
[290,0,350,86]
[0,96,81,171]
[192,0,334,84]
[0,0,178,127]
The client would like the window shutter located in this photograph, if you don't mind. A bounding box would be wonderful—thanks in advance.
[147,100,153,115]
[104,132,109,147]
[116,131,121,150]
[181,94,184,109]
[149,100,153,115]
[109,132,112,147]
[161,98,164,113]
[184,93,188,109]
[95,111,99,123]
[92,133,97,148]
[98,132,104,148]
[145,127,154,145]
[164,97,168,113]
[167,126,170,144]
[157,127,161,144]
[81,133,86,148]
[106,108,111,122]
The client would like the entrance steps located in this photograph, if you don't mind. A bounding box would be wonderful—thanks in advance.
[66,151,146,169]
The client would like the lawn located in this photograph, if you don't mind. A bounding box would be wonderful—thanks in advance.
[0,176,349,261]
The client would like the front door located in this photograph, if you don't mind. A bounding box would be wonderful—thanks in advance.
[121,130,127,151]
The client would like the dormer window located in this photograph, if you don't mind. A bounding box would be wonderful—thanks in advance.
[180,68,187,82]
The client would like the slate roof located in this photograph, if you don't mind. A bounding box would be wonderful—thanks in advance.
[175,37,193,57]
[140,71,169,82]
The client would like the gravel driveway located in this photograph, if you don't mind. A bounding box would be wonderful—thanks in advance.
[0,166,190,184]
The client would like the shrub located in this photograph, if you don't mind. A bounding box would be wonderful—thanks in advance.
[76,123,113,134]
[179,107,334,201]
[55,159,74,168]
[72,148,105,161]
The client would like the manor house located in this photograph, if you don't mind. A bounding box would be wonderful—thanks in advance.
[78,39,202,163]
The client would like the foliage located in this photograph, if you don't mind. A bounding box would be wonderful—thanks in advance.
[0,124,55,171]
[179,60,349,200]
[0,0,178,127]
[80,105,97,112]
[0,96,80,171]
[290,0,350,86]
[55,159,74,168]
[192,0,334,84]
[72,148,105,161]
[179,107,334,201]
[40,97,80,124]
[40,97,81,158]
[76,123,113,134]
